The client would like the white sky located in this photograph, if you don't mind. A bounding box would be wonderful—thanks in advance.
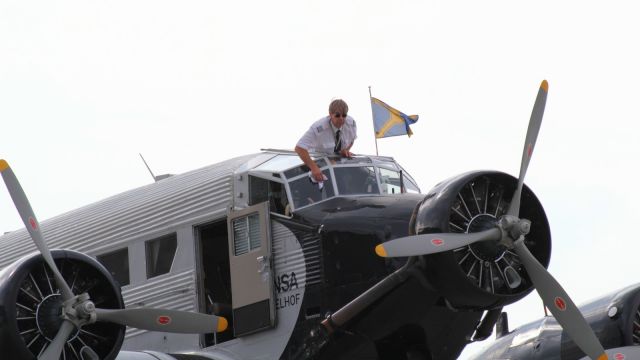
[2,1,640,358]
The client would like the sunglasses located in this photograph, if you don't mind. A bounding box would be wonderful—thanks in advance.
[333,112,347,118]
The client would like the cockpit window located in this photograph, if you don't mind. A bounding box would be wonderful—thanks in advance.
[249,176,289,215]
[253,155,305,173]
[284,159,327,179]
[379,167,420,194]
[404,177,420,193]
[334,166,379,195]
[375,158,399,170]
[399,168,420,193]
[289,169,335,209]
[331,156,373,165]
[379,168,402,195]
[244,153,421,212]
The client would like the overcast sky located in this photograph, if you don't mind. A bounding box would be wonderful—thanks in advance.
[2,1,640,358]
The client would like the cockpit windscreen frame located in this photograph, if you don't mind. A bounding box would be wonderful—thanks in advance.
[246,153,421,214]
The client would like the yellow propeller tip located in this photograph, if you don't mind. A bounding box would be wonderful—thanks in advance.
[0,160,8,171]
[217,316,228,332]
[375,244,387,257]
[541,80,549,92]
[597,354,608,360]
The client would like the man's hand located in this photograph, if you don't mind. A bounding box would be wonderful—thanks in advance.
[296,146,326,182]
[311,166,325,182]
[340,149,354,158]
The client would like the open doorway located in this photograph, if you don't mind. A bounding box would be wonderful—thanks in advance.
[196,220,235,346]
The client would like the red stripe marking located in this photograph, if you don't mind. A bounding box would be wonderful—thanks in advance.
[157,316,172,325]
[28,217,38,231]
[431,239,444,246]
[615,353,625,360]
[554,297,566,311]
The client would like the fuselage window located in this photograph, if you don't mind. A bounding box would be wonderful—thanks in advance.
[145,234,177,278]
[97,248,130,287]
[334,166,379,195]
[232,213,261,256]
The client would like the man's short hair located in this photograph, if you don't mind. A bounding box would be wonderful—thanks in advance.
[329,99,349,114]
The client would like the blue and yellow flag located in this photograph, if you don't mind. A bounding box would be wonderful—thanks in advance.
[371,97,419,139]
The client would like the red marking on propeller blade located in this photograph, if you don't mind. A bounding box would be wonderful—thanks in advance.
[527,144,533,158]
[615,353,625,360]
[554,297,566,311]
[431,239,444,246]
[157,316,172,325]
[28,217,38,231]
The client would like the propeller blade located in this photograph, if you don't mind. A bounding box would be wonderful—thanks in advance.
[39,320,75,360]
[513,239,607,360]
[375,227,502,257]
[507,80,548,217]
[579,346,640,360]
[0,160,74,301]
[94,307,228,334]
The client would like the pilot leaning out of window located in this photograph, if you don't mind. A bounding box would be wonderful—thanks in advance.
[295,99,357,182]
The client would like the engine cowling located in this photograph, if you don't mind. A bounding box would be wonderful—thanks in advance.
[411,170,551,310]
[0,249,125,360]
[562,283,640,355]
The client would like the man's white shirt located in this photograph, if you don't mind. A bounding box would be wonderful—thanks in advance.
[296,116,357,153]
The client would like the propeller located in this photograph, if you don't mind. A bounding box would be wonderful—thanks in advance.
[579,346,640,360]
[0,160,228,360]
[0,161,74,302]
[375,81,610,360]
[506,80,547,217]
[40,321,75,360]
[94,308,228,334]
[374,228,501,257]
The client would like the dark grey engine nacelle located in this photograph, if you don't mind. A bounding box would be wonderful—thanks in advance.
[0,250,125,360]
[557,284,640,358]
[411,170,552,310]
[474,283,640,360]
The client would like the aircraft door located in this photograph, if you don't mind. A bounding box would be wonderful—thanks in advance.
[227,201,276,336]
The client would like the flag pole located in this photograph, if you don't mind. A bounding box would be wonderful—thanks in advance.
[369,86,379,156]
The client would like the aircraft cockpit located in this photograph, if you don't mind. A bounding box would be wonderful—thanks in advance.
[234,150,421,216]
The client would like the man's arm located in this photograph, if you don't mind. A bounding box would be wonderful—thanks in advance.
[295,146,324,181]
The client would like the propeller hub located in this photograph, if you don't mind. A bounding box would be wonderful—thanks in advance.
[36,293,79,341]
[499,215,532,244]
[467,214,507,262]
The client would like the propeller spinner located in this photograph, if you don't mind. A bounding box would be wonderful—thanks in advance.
[0,160,228,360]
[375,81,610,360]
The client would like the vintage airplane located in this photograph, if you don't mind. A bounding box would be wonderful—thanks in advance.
[470,283,640,360]
[0,81,636,360]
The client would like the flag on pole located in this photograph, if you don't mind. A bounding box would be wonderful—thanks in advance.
[371,97,419,138]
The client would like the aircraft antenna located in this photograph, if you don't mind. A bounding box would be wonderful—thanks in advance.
[139,153,158,182]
